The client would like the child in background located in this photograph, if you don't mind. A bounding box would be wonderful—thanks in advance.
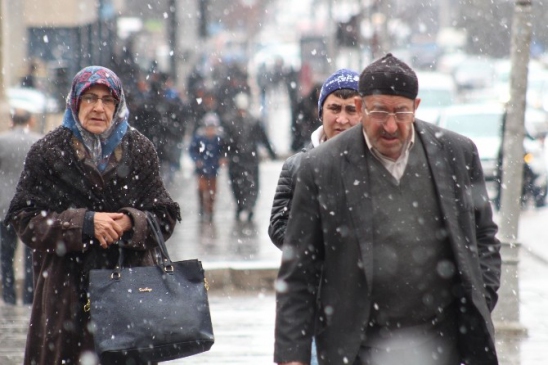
[189,112,227,223]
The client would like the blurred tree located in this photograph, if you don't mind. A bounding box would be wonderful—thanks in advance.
[198,0,208,38]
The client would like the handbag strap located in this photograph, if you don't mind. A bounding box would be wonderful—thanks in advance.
[112,212,174,276]
[145,211,173,265]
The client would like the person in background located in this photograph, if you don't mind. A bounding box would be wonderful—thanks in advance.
[291,82,323,152]
[224,92,277,221]
[4,66,180,365]
[269,68,360,248]
[132,75,187,189]
[0,109,42,305]
[189,112,227,223]
[274,54,501,365]
[190,89,221,135]
[20,61,38,89]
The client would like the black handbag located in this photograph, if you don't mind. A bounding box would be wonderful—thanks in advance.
[88,212,214,362]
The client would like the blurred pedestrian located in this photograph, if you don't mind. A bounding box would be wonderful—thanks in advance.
[274,54,501,365]
[4,65,180,365]
[257,62,270,119]
[132,75,188,189]
[224,92,277,221]
[216,63,251,117]
[0,109,42,305]
[189,112,227,223]
[126,75,150,117]
[291,82,322,152]
[190,89,221,135]
[20,61,38,89]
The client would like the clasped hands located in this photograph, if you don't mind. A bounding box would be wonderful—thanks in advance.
[94,212,132,249]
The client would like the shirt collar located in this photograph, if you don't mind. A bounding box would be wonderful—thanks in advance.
[363,123,415,162]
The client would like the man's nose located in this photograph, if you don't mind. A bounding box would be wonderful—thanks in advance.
[336,113,350,124]
[383,114,398,133]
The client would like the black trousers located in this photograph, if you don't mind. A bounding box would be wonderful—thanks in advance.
[1,223,34,304]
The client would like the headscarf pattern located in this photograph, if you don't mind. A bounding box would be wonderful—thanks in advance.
[62,66,129,171]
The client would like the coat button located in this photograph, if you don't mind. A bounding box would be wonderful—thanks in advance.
[62,222,71,228]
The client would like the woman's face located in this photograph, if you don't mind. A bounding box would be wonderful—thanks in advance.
[78,84,117,134]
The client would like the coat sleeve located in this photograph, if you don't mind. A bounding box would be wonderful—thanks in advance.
[274,155,323,364]
[268,155,300,249]
[468,142,502,312]
[10,208,90,253]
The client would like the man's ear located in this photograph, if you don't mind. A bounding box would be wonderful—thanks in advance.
[414,97,421,110]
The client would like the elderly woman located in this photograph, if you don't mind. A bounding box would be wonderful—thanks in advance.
[4,66,181,365]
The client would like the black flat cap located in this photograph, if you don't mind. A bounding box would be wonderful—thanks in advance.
[359,53,418,100]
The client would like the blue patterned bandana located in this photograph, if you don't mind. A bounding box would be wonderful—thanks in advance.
[62,66,129,171]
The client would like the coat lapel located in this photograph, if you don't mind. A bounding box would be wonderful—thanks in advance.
[415,122,463,258]
[341,127,374,295]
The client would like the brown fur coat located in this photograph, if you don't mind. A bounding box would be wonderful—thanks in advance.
[5,126,181,365]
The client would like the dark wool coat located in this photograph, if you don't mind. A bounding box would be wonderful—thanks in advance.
[5,126,181,365]
[274,121,502,365]
[223,112,276,212]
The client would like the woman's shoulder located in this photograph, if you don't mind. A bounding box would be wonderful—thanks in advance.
[126,127,156,150]
[28,126,71,153]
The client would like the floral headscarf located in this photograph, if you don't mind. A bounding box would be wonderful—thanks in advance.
[62,66,129,171]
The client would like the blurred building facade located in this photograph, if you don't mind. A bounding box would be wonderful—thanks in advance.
[4,0,548,122]
[4,0,120,107]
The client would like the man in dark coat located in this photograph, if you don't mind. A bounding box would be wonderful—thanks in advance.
[274,54,501,365]
[132,76,187,189]
[224,92,277,221]
[291,82,323,152]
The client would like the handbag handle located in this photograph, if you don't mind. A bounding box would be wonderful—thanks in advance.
[145,211,174,267]
[111,212,174,279]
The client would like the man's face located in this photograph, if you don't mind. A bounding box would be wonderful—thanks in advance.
[355,94,420,160]
[322,93,362,139]
[78,85,117,135]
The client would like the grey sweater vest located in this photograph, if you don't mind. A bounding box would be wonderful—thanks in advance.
[367,135,457,328]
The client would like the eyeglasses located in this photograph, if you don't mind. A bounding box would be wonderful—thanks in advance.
[363,109,414,124]
[80,94,118,107]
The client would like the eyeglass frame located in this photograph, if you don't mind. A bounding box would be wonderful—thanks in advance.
[80,94,119,107]
[362,108,415,124]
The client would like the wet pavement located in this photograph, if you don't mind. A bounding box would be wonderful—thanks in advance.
[1,157,548,364]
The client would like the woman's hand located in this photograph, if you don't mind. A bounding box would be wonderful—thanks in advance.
[94,212,131,248]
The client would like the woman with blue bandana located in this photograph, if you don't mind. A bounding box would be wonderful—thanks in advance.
[4,66,181,365]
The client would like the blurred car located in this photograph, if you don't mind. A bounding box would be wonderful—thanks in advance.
[415,71,457,123]
[452,56,496,92]
[7,87,61,133]
[7,87,60,114]
[489,58,548,137]
[437,103,548,207]
[437,104,503,180]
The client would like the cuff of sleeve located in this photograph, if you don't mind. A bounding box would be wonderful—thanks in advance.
[82,211,95,241]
